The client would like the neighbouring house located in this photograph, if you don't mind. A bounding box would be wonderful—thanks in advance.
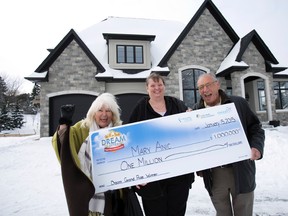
[25,0,288,137]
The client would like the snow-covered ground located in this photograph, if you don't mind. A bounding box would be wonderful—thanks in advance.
[1,114,288,215]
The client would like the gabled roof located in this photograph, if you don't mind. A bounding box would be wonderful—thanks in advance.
[26,17,185,82]
[237,30,277,63]
[34,29,105,73]
[217,29,287,76]
[78,17,185,80]
[26,1,286,82]
[158,0,239,67]
[241,30,287,73]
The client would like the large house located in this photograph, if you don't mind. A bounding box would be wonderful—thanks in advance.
[25,0,288,137]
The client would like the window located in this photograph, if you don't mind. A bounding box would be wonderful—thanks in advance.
[107,39,151,70]
[273,81,288,109]
[226,88,232,96]
[257,80,266,111]
[117,45,143,64]
[181,69,206,108]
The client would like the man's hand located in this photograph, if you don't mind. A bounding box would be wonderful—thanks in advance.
[59,104,75,126]
[250,147,261,160]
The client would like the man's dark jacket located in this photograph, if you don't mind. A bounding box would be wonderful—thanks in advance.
[193,90,265,196]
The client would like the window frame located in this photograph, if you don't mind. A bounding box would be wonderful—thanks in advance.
[273,81,288,110]
[178,66,209,108]
[108,39,151,70]
[116,45,143,64]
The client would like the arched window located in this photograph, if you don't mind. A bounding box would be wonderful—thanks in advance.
[181,68,206,108]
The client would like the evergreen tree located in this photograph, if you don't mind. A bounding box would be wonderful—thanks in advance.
[0,75,36,131]
[30,83,40,110]
[0,106,4,131]
[31,82,41,98]
[11,103,25,129]
[0,76,8,131]
[0,105,12,131]
[0,76,8,109]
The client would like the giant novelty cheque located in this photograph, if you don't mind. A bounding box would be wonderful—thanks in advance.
[89,103,251,193]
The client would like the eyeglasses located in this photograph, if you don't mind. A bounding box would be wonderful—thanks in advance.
[197,81,217,91]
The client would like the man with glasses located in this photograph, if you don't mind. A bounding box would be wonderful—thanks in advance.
[193,73,265,216]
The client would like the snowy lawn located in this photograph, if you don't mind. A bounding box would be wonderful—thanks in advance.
[0,114,288,215]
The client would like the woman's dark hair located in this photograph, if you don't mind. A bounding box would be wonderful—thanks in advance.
[146,73,165,86]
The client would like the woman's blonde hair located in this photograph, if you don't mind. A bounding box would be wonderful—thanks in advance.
[81,93,122,128]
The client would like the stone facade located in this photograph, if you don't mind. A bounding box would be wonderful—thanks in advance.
[40,40,105,137]
[167,9,233,99]
[31,2,287,137]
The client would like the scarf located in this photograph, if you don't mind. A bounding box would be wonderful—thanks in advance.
[78,121,113,214]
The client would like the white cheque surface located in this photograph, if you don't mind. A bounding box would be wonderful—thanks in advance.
[89,103,251,193]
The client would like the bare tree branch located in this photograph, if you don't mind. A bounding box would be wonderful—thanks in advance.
[0,72,24,96]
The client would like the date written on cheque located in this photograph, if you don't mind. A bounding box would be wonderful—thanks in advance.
[204,117,236,128]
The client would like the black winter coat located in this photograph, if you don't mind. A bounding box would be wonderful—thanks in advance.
[129,96,187,121]
[193,90,265,196]
[128,96,195,199]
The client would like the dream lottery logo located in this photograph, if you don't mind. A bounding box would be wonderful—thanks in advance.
[101,130,126,152]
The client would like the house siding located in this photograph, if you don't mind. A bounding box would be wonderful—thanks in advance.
[166,9,233,99]
[39,40,105,137]
[232,42,275,121]
[32,6,287,137]
[276,111,288,125]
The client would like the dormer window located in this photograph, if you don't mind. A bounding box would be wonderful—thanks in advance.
[117,45,143,64]
[103,33,155,71]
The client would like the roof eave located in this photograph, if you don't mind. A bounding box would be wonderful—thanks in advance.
[24,72,49,82]
[95,77,146,82]
[95,69,170,82]
[216,65,249,77]
[35,29,105,73]
[265,61,288,73]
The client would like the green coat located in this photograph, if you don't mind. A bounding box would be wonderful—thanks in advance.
[52,120,95,216]
[52,120,90,176]
[52,121,130,216]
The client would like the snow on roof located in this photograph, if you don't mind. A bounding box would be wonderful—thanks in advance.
[216,40,248,74]
[77,17,185,79]
[271,62,288,75]
[276,69,288,75]
[25,71,48,78]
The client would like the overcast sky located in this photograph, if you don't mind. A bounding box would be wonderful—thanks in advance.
[0,0,287,93]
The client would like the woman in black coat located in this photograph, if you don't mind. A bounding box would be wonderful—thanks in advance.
[128,73,194,216]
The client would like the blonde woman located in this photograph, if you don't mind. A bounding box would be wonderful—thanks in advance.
[52,93,125,216]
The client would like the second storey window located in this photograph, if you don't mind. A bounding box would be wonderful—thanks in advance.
[103,34,155,70]
[117,45,143,64]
